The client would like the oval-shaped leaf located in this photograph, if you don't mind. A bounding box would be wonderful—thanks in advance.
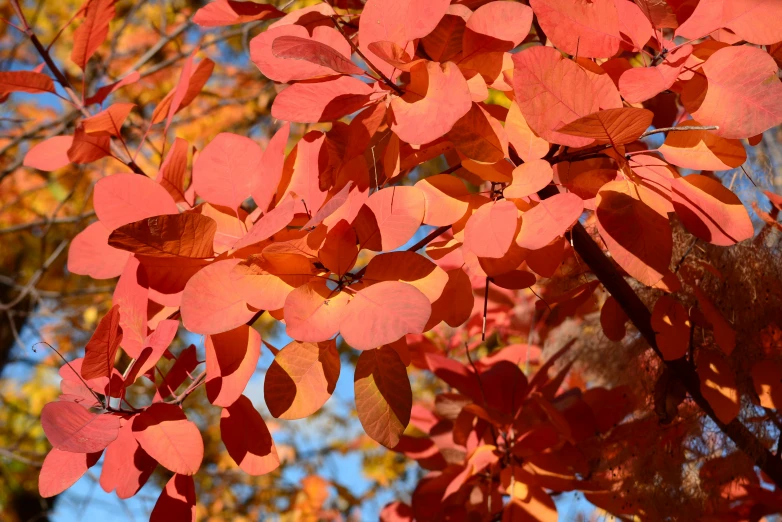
[220,395,280,475]
[109,214,217,259]
[132,403,204,475]
[41,401,120,453]
[205,324,261,407]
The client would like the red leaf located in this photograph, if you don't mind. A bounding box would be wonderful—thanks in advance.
[389,62,472,145]
[93,173,179,231]
[193,132,263,210]
[82,103,134,137]
[71,0,117,71]
[517,193,584,250]
[504,159,554,200]
[85,71,140,105]
[529,0,622,58]
[265,339,340,419]
[427,268,474,329]
[68,222,131,280]
[251,25,350,83]
[206,324,261,407]
[512,46,599,147]
[595,181,673,286]
[272,36,364,76]
[364,251,449,303]
[152,53,215,132]
[39,448,102,498]
[651,295,691,360]
[109,214,217,259]
[354,346,412,448]
[23,135,74,171]
[132,403,204,475]
[675,0,782,45]
[448,103,508,163]
[233,199,296,250]
[124,319,179,385]
[358,0,450,78]
[100,420,157,499]
[155,345,199,401]
[271,76,375,123]
[156,137,190,204]
[112,257,149,359]
[220,395,280,475]
[194,0,283,27]
[150,474,196,522]
[41,401,120,453]
[181,259,256,335]
[252,123,290,212]
[557,108,653,146]
[670,174,753,246]
[284,280,350,342]
[464,200,519,259]
[463,1,533,55]
[357,186,425,251]
[82,304,123,380]
[658,119,746,171]
[276,130,328,215]
[340,281,431,350]
[0,71,55,95]
[682,45,782,139]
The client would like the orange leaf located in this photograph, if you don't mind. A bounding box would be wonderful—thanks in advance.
[284,280,349,342]
[82,103,134,137]
[100,420,156,499]
[529,0,621,58]
[71,0,116,71]
[659,119,747,171]
[194,0,283,27]
[504,159,553,199]
[427,268,474,329]
[206,324,261,407]
[23,135,74,172]
[354,346,412,448]
[93,173,179,231]
[675,0,782,45]
[340,281,431,350]
[231,252,314,311]
[505,101,549,162]
[694,287,736,356]
[512,46,599,147]
[671,174,753,246]
[265,339,340,419]
[389,62,472,145]
[448,103,508,163]
[696,350,739,425]
[192,132,262,210]
[272,76,375,123]
[67,125,111,164]
[618,45,692,103]
[220,395,280,475]
[252,122,290,212]
[132,403,204,475]
[557,108,653,146]
[463,1,533,55]
[464,200,519,259]
[517,193,584,250]
[0,71,55,95]
[319,220,358,277]
[68,222,131,279]
[595,180,673,286]
[357,186,425,251]
[156,137,190,204]
[153,54,215,131]
[415,174,470,226]
[364,251,449,302]
[651,295,691,360]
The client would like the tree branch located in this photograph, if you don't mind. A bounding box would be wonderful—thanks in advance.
[640,125,719,138]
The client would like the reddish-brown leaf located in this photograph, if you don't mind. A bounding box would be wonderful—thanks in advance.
[81,304,123,380]
[752,361,782,410]
[132,403,204,475]
[39,449,102,498]
[265,339,340,419]
[71,0,117,71]
[670,174,753,246]
[651,295,691,360]
[354,347,412,448]
[319,220,358,277]
[557,108,653,146]
[150,474,196,522]
[447,103,508,163]
[696,350,739,425]
[109,214,217,259]
[220,395,280,475]
[41,401,120,453]
[340,281,431,350]
[272,35,364,76]
[85,71,140,105]
[67,125,111,164]
[82,103,134,137]
[600,296,628,342]
[364,251,449,303]
[205,324,261,407]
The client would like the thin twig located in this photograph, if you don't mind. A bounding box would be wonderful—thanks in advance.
[640,125,719,138]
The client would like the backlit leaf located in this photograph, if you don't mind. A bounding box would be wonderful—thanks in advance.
[557,108,653,146]
[133,403,204,475]
[517,193,584,250]
[150,474,196,522]
[651,295,691,360]
[464,200,519,259]
[41,401,120,453]
[220,395,280,475]
[81,304,122,380]
[93,173,179,231]
[206,324,261,407]
[39,449,102,498]
[659,119,746,171]
[71,0,116,71]
[529,0,621,58]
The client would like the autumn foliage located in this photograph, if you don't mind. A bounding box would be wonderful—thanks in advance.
[3,0,782,520]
